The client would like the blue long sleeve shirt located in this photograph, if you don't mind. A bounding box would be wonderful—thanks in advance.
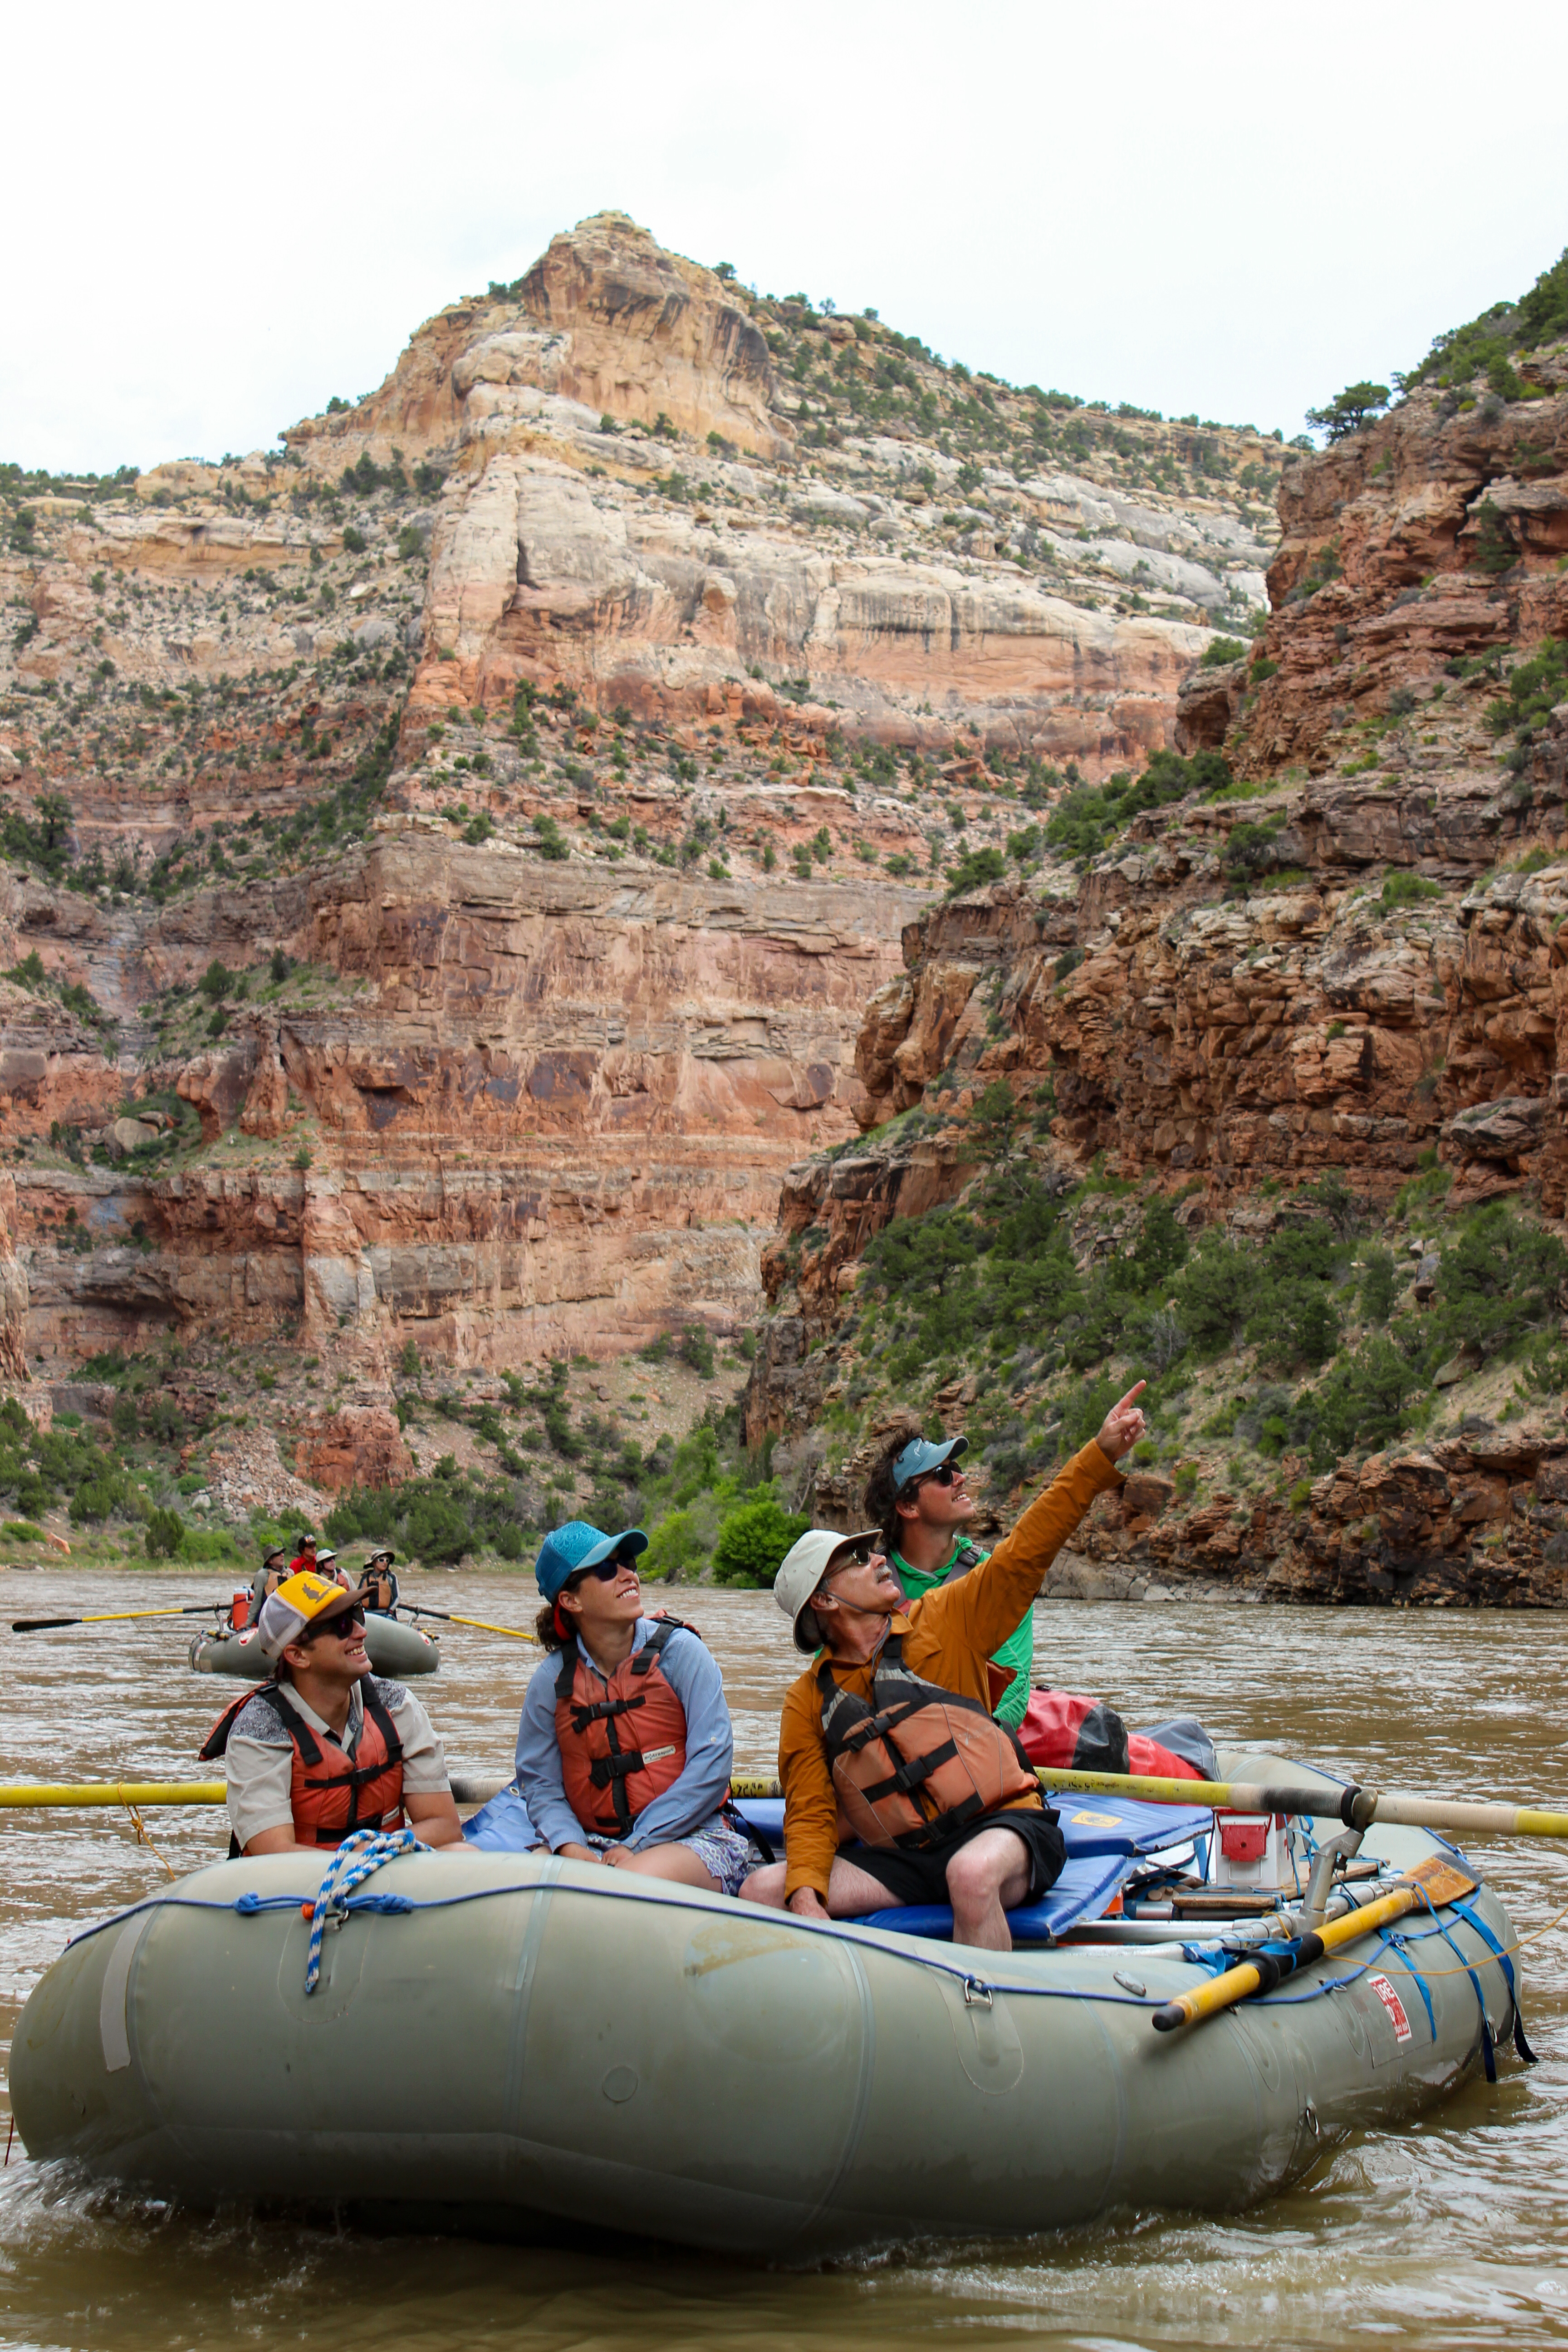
[515,1618,734,1853]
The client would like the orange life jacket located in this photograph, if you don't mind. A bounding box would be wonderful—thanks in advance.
[554,1617,691,1839]
[201,1677,407,1849]
[818,1632,1041,1852]
[362,1565,399,1614]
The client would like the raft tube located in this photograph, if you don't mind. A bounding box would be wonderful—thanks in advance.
[9,1750,1524,2259]
[188,1614,440,1680]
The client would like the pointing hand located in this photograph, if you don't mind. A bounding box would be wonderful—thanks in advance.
[1097,1381,1148,1465]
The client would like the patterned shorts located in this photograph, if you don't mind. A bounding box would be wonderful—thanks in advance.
[585,1812,764,1896]
[681,1812,766,1897]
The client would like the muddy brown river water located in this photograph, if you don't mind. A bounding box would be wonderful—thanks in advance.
[4,1568,1568,2350]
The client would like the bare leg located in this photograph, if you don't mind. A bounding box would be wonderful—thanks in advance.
[739,1854,906,1917]
[611,1843,720,1894]
[943,1827,1032,1951]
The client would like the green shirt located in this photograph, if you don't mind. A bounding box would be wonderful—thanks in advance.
[889,1539,1034,1728]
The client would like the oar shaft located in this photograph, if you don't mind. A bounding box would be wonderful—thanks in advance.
[1153,1883,1421,2032]
[1034,1767,1568,1841]
[0,1775,509,1810]
[0,1782,228,1808]
[11,1606,214,1632]
[404,1608,535,1642]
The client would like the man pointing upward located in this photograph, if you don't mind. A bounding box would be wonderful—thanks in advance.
[742,1382,1147,1951]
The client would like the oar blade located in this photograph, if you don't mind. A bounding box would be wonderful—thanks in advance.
[1405,1853,1477,1907]
[10,1617,81,1632]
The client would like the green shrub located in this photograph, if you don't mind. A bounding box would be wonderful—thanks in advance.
[495,1523,524,1561]
[1361,1248,1397,1324]
[180,1526,243,1562]
[711,1493,809,1588]
[3,1519,44,1543]
[198,959,235,1001]
[677,1328,716,1380]
[1304,382,1390,441]
[1380,871,1444,912]
[1301,1337,1417,1469]
[1044,749,1230,866]
[144,1505,186,1558]
[944,847,1007,897]
[404,1490,472,1563]
[1424,1204,1568,1366]
[1474,500,1516,577]
[642,1508,706,1583]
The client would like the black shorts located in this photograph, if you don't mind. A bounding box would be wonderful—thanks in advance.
[842,1803,1065,1911]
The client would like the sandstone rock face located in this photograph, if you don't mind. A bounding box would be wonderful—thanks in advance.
[294,1399,414,1495]
[1227,381,1568,778]
[0,212,1282,1391]
[276,211,1272,769]
[5,842,913,1369]
[1068,1421,1568,1607]
[0,1176,31,1382]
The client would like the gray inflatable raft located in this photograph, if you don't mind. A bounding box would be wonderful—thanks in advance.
[189,1614,440,1680]
[9,1749,1525,2259]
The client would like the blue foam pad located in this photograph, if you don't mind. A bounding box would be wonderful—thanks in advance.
[1042,1792,1213,1857]
[859,1852,1134,1945]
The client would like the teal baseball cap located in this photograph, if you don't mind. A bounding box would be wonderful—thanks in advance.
[890,1433,968,1492]
[534,1519,648,1602]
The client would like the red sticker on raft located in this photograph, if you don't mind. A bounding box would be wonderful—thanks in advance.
[1367,1973,1412,2044]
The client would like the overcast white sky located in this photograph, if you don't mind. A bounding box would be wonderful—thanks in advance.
[8,1,1567,475]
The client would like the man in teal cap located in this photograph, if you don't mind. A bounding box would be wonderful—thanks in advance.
[862,1432,1033,1728]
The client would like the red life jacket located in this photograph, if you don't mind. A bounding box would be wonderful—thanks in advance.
[554,1617,692,1839]
[818,1632,1042,1852]
[201,1678,407,1849]
[1019,1690,1209,1784]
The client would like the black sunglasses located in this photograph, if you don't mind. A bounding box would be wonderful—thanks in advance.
[827,1541,882,1575]
[314,1604,367,1638]
[903,1461,960,1495]
[566,1552,639,1589]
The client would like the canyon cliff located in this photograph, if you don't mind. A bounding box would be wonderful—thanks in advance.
[742,311,1568,1607]
[0,213,1268,1411]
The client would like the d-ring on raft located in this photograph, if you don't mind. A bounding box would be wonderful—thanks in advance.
[7,1747,1529,2259]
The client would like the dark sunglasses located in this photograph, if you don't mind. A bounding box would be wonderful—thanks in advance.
[566,1552,639,1589]
[828,1541,882,1575]
[903,1462,960,1495]
[315,1604,367,1638]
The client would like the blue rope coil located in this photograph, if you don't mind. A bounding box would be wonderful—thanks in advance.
[303,1827,421,1994]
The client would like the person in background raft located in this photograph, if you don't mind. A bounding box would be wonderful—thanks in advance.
[863,1431,1031,1730]
[201,1568,463,1857]
[516,1520,763,1896]
[740,1383,1147,1951]
[289,1530,320,1577]
[358,1545,399,1615]
[245,1543,292,1629]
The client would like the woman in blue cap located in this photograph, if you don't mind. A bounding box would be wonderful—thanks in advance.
[515,1519,761,1894]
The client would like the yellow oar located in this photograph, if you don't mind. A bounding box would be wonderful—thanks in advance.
[402,1607,536,1643]
[736,1765,1568,1844]
[0,1775,507,1809]
[12,1605,218,1633]
[1152,1853,1476,2033]
[1026,1765,1568,1843]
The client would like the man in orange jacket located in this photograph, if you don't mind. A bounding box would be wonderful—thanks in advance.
[740,1383,1145,1950]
